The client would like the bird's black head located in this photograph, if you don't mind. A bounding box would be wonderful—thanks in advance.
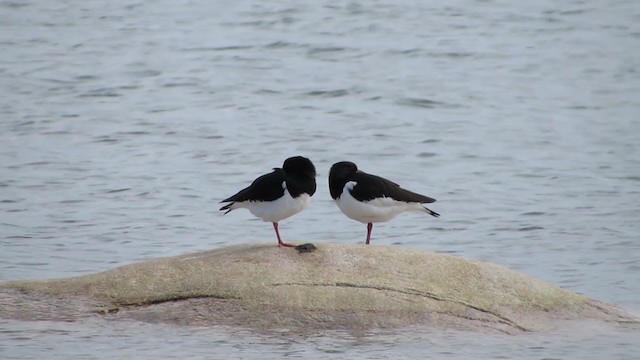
[282,156,316,179]
[328,161,358,199]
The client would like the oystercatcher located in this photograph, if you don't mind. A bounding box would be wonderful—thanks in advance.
[328,161,440,244]
[220,156,317,247]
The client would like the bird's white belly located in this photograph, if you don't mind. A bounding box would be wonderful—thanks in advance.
[240,191,311,223]
[335,185,423,224]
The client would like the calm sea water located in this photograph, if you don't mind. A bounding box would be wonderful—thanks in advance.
[1,0,639,358]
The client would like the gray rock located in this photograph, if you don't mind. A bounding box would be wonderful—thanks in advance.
[0,243,636,334]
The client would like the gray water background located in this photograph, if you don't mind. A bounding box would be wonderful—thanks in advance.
[1,0,639,358]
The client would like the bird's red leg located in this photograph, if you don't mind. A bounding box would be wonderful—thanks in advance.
[365,223,373,245]
[273,222,294,247]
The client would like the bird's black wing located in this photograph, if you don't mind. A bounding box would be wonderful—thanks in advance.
[220,168,286,207]
[349,171,436,203]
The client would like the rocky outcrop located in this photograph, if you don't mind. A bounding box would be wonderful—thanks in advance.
[0,243,635,334]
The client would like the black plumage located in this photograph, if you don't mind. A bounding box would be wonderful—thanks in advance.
[330,162,436,204]
[221,156,317,210]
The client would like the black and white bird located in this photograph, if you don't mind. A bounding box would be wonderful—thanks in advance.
[220,156,317,247]
[328,161,440,244]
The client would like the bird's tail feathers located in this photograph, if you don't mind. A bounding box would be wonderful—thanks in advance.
[423,206,440,218]
[219,203,234,214]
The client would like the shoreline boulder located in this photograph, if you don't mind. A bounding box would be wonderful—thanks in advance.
[0,243,636,334]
